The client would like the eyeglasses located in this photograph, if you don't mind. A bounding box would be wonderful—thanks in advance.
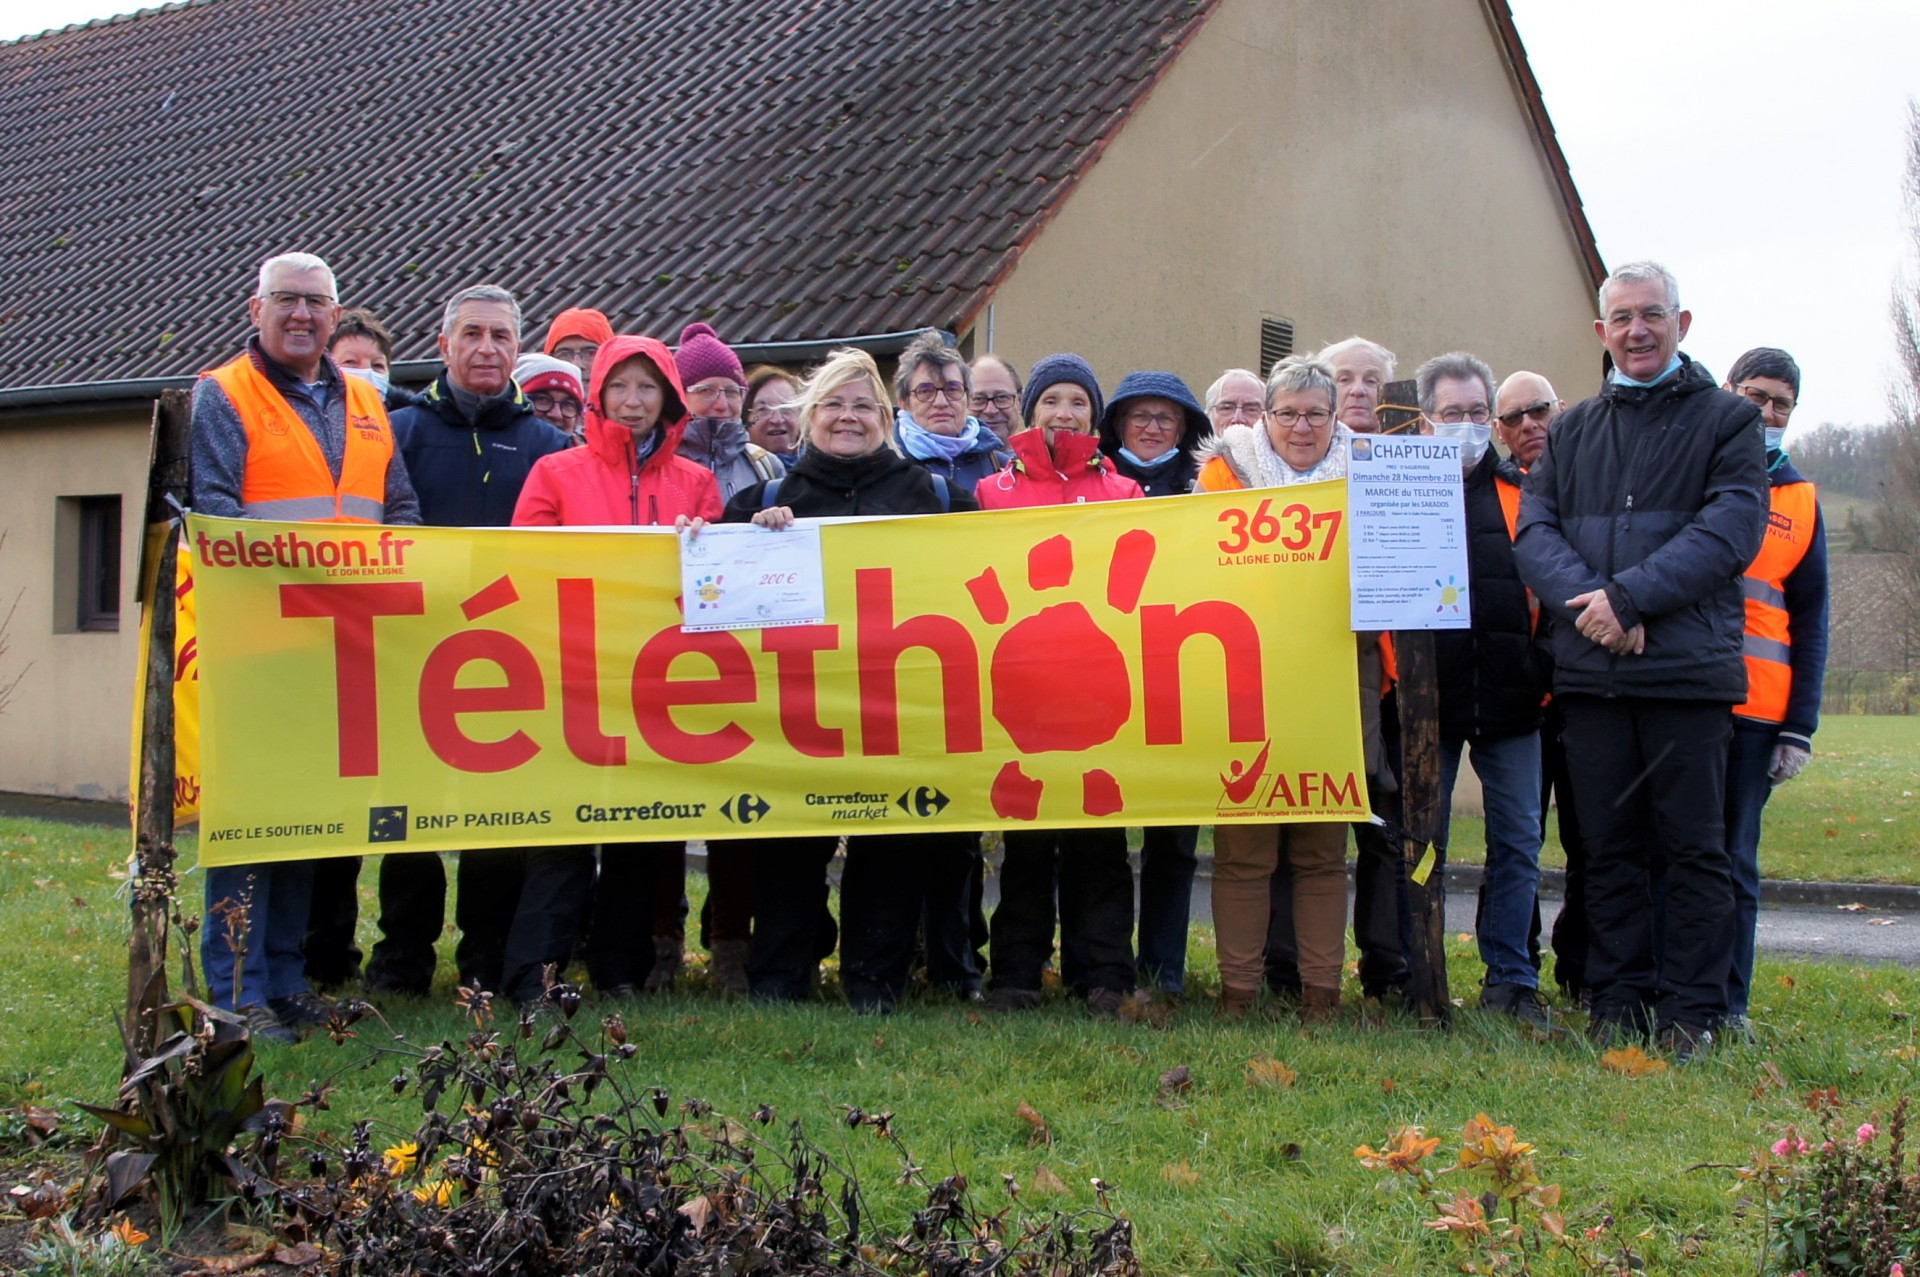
[530,392,581,420]
[1496,400,1555,429]
[1736,384,1796,417]
[969,391,1016,411]
[1604,304,1678,329]
[818,397,882,418]
[687,381,746,404]
[1209,400,1265,418]
[1125,409,1182,430]
[1429,406,1493,425]
[748,404,798,422]
[552,342,598,362]
[265,290,336,313]
[1268,408,1332,428]
[910,381,966,405]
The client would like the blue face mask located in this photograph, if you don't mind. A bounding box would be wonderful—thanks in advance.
[344,365,390,395]
[1764,426,1787,451]
[1118,445,1179,470]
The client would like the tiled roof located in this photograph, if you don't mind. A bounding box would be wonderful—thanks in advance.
[0,0,1220,390]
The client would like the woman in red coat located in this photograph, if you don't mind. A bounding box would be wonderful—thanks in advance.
[503,336,721,1005]
[974,354,1142,1016]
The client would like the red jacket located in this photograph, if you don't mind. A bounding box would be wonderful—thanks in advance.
[973,428,1143,508]
[513,334,722,527]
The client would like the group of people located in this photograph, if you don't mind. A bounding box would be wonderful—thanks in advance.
[190,251,1827,1063]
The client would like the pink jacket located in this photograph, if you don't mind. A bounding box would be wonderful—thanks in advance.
[974,427,1144,508]
[513,334,723,527]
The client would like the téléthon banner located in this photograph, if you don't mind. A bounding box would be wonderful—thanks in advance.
[187,483,1367,866]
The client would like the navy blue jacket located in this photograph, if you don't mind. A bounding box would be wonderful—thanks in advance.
[1514,355,1768,702]
[1749,455,1828,748]
[1436,452,1547,741]
[390,374,572,528]
[907,425,1013,492]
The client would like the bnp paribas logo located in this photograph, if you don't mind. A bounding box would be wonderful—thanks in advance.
[368,806,409,843]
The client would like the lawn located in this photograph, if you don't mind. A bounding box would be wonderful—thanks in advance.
[2,814,1917,1274]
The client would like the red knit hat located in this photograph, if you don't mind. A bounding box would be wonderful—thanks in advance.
[673,322,747,388]
[544,307,615,354]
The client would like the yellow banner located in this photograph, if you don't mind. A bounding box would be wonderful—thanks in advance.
[131,529,201,824]
[189,484,1365,865]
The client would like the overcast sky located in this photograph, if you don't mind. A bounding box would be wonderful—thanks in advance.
[8,1,1918,431]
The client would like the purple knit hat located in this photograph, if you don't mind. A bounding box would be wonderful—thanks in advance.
[674,322,747,388]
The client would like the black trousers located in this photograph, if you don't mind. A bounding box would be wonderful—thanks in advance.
[989,828,1134,996]
[302,855,363,987]
[742,836,839,1002]
[840,831,979,1010]
[585,841,676,990]
[499,846,592,1004]
[1558,695,1734,1031]
[1540,699,1591,996]
[364,852,446,993]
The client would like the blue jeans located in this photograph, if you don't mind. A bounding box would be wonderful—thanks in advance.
[1439,731,1544,989]
[202,860,315,1010]
[1723,721,1779,1018]
[1136,826,1198,993]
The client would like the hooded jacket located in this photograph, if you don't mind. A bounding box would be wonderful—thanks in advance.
[974,428,1143,508]
[512,335,722,527]
[678,415,786,501]
[388,372,568,528]
[1434,451,1548,741]
[1097,371,1209,498]
[1513,354,1767,701]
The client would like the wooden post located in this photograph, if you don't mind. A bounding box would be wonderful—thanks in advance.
[1378,380,1450,1026]
[127,389,193,1058]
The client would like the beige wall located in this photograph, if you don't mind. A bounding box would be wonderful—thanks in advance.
[0,409,152,802]
[978,0,1601,407]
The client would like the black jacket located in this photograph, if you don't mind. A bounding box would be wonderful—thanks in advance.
[724,446,980,522]
[1514,355,1767,701]
[1436,452,1547,740]
[390,374,573,528]
[1105,448,1199,498]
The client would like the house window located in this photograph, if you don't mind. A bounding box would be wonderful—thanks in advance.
[57,495,122,633]
[1259,318,1295,376]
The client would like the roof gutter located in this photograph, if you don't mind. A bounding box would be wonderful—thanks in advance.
[0,329,946,417]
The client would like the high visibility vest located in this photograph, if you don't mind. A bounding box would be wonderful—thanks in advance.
[1735,480,1817,723]
[207,355,393,523]
[1494,475,1539,634]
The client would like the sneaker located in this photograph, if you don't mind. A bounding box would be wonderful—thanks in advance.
[983,986,1042,1012]
[1655,1022,1714,1065]
[268,990,331,1030]
[1084,987,1126,1018]
[1719,1013,1757,1045]
[241,1002,300,1045]
[1481,982,1565,1035]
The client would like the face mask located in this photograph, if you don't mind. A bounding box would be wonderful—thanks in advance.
[344,365,390,395]
[1764,426,1787,451]
[1432,419,1492,470]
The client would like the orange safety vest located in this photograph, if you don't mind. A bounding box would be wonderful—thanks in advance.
[1494,475,1539,634]
[1735,480,1818,723]
[207,355,393,523]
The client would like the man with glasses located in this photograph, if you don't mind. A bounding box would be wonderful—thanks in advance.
[1718,347,1828,1042]
[190,250,421,1042]
[1493,372,1563,469]
[968,354,1023,440]
[1415,354,1555,1028]
[367,284,572,1001]
[1204,368,1266,435]
[1514,261,1767,1061]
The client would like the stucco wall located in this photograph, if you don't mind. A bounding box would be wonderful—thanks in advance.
[978,0,1602,406]
[0,409,152,802]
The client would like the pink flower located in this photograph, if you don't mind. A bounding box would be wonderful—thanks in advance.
[1888,1262,1902,1277]
[1856,1123,1877,1145]
[1772,1137,1810,1158]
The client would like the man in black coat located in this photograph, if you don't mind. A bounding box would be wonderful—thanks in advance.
[363,284,571,998]
[1514,261,1767,1060]
[1416,353,1553,1027]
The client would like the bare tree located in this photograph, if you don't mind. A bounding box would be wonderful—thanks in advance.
[1875,100,1920,672]
[0,531,28,716]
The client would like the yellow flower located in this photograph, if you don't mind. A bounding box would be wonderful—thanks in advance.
[110,1216,150,1246]
[413,1178,454,1207]
[383,1141,420,1176]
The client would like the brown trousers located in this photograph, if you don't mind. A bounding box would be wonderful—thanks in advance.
[1213,821,1348,992]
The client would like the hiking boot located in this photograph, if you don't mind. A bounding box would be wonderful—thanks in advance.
[1655,1022,1714,1065]
[708,941,751,998]
[1718,1013,1757,1045]
[644,938,683,993]
[599,983,642,1002]
[1301,985,1341,1024]
[268,990,331,1030]
[1217,986,1258,1020]
[983,986,1042,1012]
[1084,987,1126,1018]
[1480,982,1565,1035]
[1585,1012,1639,1051]
[241,1002,300,1045]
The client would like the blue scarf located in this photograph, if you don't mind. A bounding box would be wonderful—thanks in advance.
[896,409,981,462]
[1608,353,1682,388]
[1118,445,1179,471]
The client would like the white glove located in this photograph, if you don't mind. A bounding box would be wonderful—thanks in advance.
[1768,742,1810,785]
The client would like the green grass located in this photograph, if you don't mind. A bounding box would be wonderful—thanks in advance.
[3,815,1918,1274]
[1444,714,1920,885]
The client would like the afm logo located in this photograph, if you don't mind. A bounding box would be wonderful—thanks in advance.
[368,806,410,843]
[1215,742,1362,816]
